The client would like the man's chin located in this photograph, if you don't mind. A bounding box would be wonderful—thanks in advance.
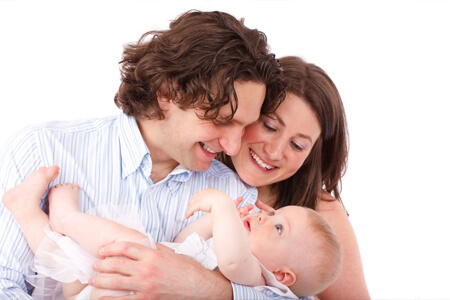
[186,160,212,172]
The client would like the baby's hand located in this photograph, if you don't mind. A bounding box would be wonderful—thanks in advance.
[234,197,254,218]
[185,188,234,218]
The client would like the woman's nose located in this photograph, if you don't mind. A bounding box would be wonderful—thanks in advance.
[263,140,284,161]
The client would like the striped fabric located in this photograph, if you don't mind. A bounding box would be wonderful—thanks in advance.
[0,112,301,299]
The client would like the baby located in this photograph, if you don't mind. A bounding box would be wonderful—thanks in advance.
[3,166,342,299]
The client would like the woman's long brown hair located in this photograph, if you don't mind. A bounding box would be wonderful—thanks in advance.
[218,56,349,210]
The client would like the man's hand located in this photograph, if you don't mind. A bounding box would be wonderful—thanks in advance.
[90,241,232,300]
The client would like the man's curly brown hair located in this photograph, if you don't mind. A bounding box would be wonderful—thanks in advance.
[114,10,285,122]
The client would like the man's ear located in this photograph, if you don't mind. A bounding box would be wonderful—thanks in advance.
[272,268,296,287]
[156,83,171,111]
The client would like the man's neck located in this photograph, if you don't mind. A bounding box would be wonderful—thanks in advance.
[136,118,179,183]
[150,160,179,183]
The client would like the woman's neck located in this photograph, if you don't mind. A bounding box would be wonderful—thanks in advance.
[257,185,277,207]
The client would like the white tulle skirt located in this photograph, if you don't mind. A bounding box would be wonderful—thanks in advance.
[26,205,154,300]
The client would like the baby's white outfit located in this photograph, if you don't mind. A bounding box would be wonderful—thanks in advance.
[27,211,296,299]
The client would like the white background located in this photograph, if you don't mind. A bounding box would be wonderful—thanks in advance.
[1,1,449,299]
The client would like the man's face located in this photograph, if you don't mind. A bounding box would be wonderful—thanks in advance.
[151,80,266,172]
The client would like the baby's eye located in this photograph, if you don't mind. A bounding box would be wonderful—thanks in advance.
[275,224,283,235]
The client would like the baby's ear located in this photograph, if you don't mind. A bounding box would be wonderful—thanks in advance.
[273,268,296,286]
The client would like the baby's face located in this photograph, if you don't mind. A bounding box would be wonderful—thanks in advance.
[242,206,312,273]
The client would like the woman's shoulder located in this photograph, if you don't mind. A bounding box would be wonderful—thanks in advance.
[315,191,347,215]
[315,193,371,299]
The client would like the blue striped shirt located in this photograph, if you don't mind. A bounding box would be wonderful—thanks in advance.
[0,112,303,299]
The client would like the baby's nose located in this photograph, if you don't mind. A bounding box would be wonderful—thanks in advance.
[258,213,266,223]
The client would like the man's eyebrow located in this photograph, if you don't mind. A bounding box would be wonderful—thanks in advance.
[273,113,313,143]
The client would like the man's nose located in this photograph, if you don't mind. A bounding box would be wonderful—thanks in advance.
[219,125,244,156]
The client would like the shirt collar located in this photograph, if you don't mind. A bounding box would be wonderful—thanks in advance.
[117,113,194,181]
[117,112,150,179]
[169,164,193,181]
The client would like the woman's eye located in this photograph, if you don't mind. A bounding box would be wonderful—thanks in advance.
[263,122,276,132]
[291,141,305,151]
[275,224,283,234]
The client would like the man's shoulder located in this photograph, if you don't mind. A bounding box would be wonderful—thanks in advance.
[29,115,118,134]
[2,115,120,159]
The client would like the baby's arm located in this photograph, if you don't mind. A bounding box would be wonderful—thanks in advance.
[48,183,150,299]
[48,183,147,258]
[173,212,213,243]
[185,188,264,286]
[175,196,253,243]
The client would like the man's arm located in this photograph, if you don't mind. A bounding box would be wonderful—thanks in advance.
[90,241,301,300]
[90,241,233,300]
[0,131,40,299]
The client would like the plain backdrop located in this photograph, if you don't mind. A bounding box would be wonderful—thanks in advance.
[1,1,449,299]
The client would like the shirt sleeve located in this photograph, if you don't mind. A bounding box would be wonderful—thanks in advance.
[232,282,314,299]
[0,127,44,299]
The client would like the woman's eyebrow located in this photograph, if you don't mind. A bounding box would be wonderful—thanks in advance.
[296,133,312,143]
[275,113,313,143]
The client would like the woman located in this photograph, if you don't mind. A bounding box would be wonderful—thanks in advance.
[218,56,370,299]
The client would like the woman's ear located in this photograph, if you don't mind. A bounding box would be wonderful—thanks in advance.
[273,268,296,287]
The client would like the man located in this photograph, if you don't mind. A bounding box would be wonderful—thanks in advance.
[0,10,286,299]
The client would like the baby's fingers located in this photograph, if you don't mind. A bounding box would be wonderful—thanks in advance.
[237,204,254,218]
[233,196,244,208]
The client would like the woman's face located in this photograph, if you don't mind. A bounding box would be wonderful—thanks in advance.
[231,92,321,187]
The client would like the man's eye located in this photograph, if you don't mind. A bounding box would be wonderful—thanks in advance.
[275,224,283,234]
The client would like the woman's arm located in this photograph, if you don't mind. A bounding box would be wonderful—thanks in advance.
[316,196,370,300]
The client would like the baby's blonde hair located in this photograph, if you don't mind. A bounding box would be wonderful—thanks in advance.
[289,208,342,297]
